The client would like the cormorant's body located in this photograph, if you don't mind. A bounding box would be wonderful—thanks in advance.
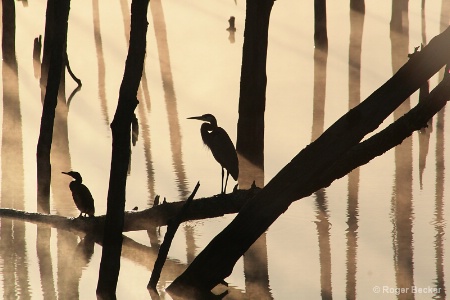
[62,171,95,217]
[188,114,239,193]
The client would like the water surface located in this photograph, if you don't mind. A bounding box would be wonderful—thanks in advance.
[1,0,449,299]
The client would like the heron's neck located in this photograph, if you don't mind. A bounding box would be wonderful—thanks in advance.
[200,122,216,144]
[201,122,216,133]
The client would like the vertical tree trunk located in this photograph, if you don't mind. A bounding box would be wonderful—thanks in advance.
[36,0,70,210]
[96,0,149,298]
[236,0,274,177]
[350,0,365,13]
[314,0,328,48]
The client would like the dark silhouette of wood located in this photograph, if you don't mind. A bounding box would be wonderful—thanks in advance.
[34,2,75,296]
[33,35,42,79]
[39,0,56,93]
[65,52,82,87]
[0,188,260,234]
[2,0,16,62]
[148,182,199,291]
[314,0,328,48]
[237,10,271,289]
[236,0,274,169]
[2,72,450,297]
[350,0,365,13]
[168,28,450,294]
[235,1,270,190]
[36,0,70,210]
[96,0,149,298]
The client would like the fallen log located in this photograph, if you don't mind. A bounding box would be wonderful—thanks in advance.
[0,187,260,234]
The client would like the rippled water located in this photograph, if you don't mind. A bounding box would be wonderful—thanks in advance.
[1,0,449,299]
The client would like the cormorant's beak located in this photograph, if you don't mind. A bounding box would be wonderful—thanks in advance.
[62,171,73,178]
[187,116,203,121]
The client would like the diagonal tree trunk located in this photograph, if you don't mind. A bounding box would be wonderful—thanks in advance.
[96,0,150,298]
[168,27,450,295]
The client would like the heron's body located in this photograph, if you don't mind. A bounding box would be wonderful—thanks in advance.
[188,114,239,194]
[63,171,95,217]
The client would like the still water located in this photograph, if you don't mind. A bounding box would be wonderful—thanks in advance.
[1,0,450,299]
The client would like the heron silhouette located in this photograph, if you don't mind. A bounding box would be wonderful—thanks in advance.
[62,171,95,217]
[188,114,239,194]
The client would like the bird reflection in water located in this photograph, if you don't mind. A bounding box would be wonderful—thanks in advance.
[188,114,239,194]
[62,234,96,299]
[62,171,95,217]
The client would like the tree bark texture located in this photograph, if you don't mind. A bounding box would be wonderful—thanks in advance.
[236,0,274,169]
[36,0,70,210]
[96,0,149,298]
[168,27,450,294]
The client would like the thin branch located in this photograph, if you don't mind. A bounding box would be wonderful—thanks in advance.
[148,182,200,291]
[65,52,82,87]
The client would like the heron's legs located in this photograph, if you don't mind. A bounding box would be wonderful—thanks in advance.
[221,168,225,194]
[224,171,230,194]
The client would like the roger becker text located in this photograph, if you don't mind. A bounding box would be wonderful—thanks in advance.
[372,285,442,295]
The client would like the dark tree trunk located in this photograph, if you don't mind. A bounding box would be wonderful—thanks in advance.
[236,0,274,173]
[96,0,149,298]
[350,0,365,13]
[36,0,70,210]
[39,0,55,92]
[168,27,450,295]
[314,0,328,48]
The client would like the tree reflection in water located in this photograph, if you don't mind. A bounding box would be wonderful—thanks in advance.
[1,1,450,299]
